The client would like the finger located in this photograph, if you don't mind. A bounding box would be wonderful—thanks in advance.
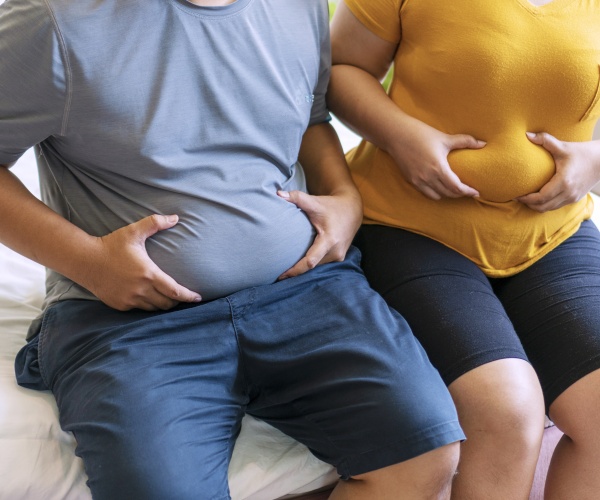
[448,134,487,151]
[132,214,180,241]
[278,238,330,280]
[422,162,479,198]
[278,190,318,215]
[518,195,565,213]
[139,293,179,312]
[437,171,480,198]
[153,270,202,303]
[418,184,442,200]
[526,132,564,156]
[517,184,566,212]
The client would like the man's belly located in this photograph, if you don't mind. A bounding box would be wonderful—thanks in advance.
[144,196,315,300]
[447,131,556,202]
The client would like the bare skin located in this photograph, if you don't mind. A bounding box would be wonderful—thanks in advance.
[330,443,459,500]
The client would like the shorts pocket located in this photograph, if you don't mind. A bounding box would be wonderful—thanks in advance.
[579,65,600,122]
[14,306,57,391]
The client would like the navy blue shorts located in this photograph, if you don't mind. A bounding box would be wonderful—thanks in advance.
[15,247,464,500]
[354,220,600,414]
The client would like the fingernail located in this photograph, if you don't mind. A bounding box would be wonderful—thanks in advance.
[194,295,202,302]
[167,215,178,223]
[278,190,290,199]
[526,132,536,138]
[478,140,487,146]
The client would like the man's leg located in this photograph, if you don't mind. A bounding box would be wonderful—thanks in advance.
[16,299,246,500]
[355,226,546,500]
[230,247,464,498]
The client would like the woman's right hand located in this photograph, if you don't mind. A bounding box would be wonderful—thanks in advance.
[387,118,484,200]
[329,0,483,202]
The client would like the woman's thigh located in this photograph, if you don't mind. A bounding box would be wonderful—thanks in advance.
[354,225,528,385]
[493,220,600,412]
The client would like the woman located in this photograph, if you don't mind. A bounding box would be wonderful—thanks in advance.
[328,0,600,498]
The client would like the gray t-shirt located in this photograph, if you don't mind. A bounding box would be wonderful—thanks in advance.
[0,0,331,306]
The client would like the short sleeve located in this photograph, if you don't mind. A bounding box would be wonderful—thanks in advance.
[0,0,68,165]
[344,0,403,44]
[308,2,332,127]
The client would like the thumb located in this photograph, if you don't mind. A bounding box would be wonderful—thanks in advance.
[526,132,563,155]
[448,134,486,151]
[134,214,179,240]
[278,190,317,214]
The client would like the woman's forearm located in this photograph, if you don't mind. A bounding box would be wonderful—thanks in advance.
[328,64,422,158]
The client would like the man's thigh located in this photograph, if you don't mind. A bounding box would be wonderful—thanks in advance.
[236,247,465,479]
[27,299,245,500]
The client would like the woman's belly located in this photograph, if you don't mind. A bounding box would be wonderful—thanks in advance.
[447,130,556,202]
[144,193,315,300]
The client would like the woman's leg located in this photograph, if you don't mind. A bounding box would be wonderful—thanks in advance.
[493,220,600,499]
[355,226,545,499]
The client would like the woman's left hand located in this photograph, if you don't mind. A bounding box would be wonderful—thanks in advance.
[517,132,600,212]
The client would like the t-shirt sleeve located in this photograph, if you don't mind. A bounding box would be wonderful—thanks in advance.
[308,4,332,127]
[0,0,68,165]
[344,0,403,44]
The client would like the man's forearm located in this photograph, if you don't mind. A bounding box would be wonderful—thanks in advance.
[0,165,97,282]
[298,121,361,204]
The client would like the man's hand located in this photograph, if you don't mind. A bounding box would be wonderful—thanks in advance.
[84,214,202,311]
[517,132,600,212]
[277,189,362,280]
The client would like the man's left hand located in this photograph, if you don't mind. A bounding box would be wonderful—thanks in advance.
[277,189,362,280]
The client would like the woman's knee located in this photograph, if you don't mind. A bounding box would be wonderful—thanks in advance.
[450,359,545,451]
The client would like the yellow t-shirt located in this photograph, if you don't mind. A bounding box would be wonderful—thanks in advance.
[344,0,600,277]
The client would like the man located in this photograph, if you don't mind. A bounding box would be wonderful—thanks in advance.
[1,0,463,498]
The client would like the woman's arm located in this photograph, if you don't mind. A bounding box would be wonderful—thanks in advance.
[328,0,483,200]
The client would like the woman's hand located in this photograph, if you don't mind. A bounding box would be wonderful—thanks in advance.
[387,119,485,200]
[517,132,600,212]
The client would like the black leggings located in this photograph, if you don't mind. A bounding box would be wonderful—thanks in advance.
[354,220,600,412]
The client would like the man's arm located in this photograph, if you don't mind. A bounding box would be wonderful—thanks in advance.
[0,164,201,310]
[277,121,363,279]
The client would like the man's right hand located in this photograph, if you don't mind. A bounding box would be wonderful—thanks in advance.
[83,214,202,311]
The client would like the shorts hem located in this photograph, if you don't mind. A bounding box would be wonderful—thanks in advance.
[544,355,600,414]
[338,420,465,479]
[442,348,529,386]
